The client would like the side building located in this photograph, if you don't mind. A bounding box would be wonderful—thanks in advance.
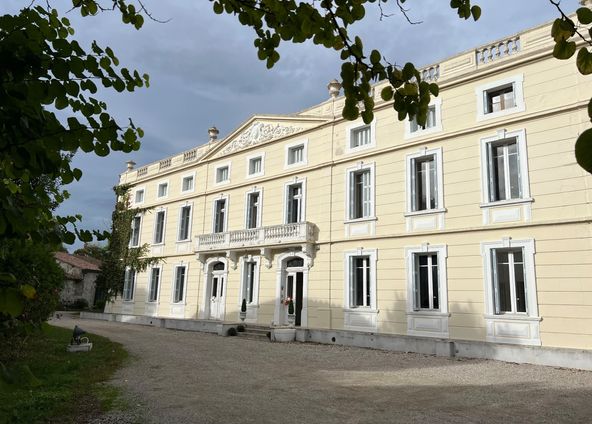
[105,17,592,366]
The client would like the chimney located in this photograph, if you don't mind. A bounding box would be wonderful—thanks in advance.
[327,79,342,99]
[208,126,219,142]
[126,160,136,171]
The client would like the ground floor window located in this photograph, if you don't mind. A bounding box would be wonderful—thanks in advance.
[413,253,439,311]
[242,259,259,304]
[148,267,160,303]
[344,249,377,310]
[492,248,526,314]
[122,268,135,301]
[173,266,187,303]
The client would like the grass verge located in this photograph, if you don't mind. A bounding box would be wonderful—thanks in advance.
[0,324,128,424]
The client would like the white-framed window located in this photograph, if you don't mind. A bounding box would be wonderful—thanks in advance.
[177,203,192,242]
[405,98,442,138]
[172,265,187,304]
[181,172,195,193]
[213,196,228,233]
[157,181,168,199]
[134,188,145,205]
[246,153,265,178]
[481,238,540,345]
[344,249,377,310]
[122,268,136,301]
[283,178,306,224]
[405,244,449,338]
[345,162,375,221]
[284,139,308,168]
[129,214,142,247]
[476,74,525,121]
[346,119,376,153]
[147,266,161,303]
[480,129,530,205]
[214,163,231,185]
[245,188,262,229]
[153,208,166,245]
[406,147,444,213]
[240,256,260,305]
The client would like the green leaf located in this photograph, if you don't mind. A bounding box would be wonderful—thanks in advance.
[576,128,592,173]
[0,288,24,318]
[428,83,439,97]
[20,285,36,300]
[381,86,393,101]
[577,7,592,25]
[471,5,481,21]
[553,39,576,60]
[577,48,592,75]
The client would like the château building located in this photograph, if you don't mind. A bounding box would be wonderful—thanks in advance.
[102,15,592,368]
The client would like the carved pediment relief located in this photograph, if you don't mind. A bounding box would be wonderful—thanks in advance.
[216,122,306,156]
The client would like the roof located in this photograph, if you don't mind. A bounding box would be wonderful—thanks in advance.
[54,252,101,272]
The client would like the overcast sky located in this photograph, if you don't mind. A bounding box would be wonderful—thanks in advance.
[4,0,581,250]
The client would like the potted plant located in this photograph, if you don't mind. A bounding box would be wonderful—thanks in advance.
[287,299,295,327]
[239,298,247,322]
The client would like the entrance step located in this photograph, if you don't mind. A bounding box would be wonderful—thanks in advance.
[236,324,271,341]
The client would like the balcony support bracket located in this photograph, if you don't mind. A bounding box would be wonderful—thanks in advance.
[226,250,238,270]
[261,248,273,269]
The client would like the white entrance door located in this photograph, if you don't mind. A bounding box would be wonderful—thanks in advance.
[281,270,303,326]
[209,273,225,320]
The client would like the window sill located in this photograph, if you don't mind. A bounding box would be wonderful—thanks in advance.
[122,300,134,304]
[171,301,187,306]
[477,105,525,122]
[407,311,450,317]
[484,314,541,322]
[405,126,443,139]
[345,143,376,155]
[245,173,264,179]
[176,239,191,244]
[480,198,533,208]
[151,242,165,247]
[344,216,377,224]
[344,308,378,313]
[145,301,160,305]
[404,208,446,217]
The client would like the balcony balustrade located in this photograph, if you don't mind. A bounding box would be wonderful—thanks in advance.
[195,221,317,252]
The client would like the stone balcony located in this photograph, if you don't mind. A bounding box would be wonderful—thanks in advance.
[195,222,318,268]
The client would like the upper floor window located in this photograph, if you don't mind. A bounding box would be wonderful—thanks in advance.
[157,182,168,198]
[122,268,135,301]
[346,120,376,153]
[480,129,530,205]
[246,152,265,178]
[134,189,144,204]
[285,139,308,168]
[285,180,305,223]
[177,204,192,241]
[173,265,187,303]
[246,191,261,229]
[213,198,227,233]
[153,209,166,244]
[476,74,524,121]
[215,164,230,184]
[130,215,141,247]
[346,163,375,221]
[181,174,194,193]
[405,99,442,138]
[406,147,444,214]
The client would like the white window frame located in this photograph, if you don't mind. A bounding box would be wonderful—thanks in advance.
[345,162,375,222]
[244,187,263,230]
[481,238,540,345]
[239,255,261,306]
[476,74,525,121]
[176,202,193,242]
[404,98,443,139]
[129,214,142,248]
[172,263,189,304]
[122,267,136,302]
[152,207,167,245]
[214,162,231,185]
[345,119,376,153]
[343,249,378,311]
[134,187,145,205]
[405,244,449,338]
[146,265,162,303]
[156,180,169,199]
[284,138,308,169]
[180,171,196,194]
[212,195,229,233]
[282,177,307,224]
[246,152,265,178]
[405,147,445,215]
[480,129,531,206]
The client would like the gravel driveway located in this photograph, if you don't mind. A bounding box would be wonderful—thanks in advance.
[52,315,592,424]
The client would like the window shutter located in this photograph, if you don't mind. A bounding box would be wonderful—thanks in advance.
[410,159,417,211]
[362,171,371,217]
[413,256,419,311]
[492,250,500,314]
[349,173,355,219]
[487,143,495,202]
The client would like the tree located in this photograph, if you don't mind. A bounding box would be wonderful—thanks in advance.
[95,185,160,302]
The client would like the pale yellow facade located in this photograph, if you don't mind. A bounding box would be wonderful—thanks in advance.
[107,17,592,351]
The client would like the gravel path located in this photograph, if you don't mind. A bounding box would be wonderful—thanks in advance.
[52,315,592,424]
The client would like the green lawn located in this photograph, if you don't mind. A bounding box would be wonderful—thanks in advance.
[0,324,128,424]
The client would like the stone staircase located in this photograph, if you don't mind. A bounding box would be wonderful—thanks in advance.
[236,324,272,341]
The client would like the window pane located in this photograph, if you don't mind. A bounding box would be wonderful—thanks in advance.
[131,216,141,246]
[507,142,521,199]
[428,159,437,209]
[214,200,225,233]
[154,211,165,243]
[431,255,439,310]
[247,193,259,229]
[158,184,167,197]
[419,261,429,309]
[514,262,526,313]
[182,177,193,191]
[249,158,261,174]
[496,253,512,313]
[175,267,185,303]
[287,184,302,223]
[352,126,371,147]
[354,258,364,306]
[135,190,144,203]
[289,146,304,164]
[246,262,255,303]
[179,206,190,240]
[352,170,370,219]
[492,144,506,201]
